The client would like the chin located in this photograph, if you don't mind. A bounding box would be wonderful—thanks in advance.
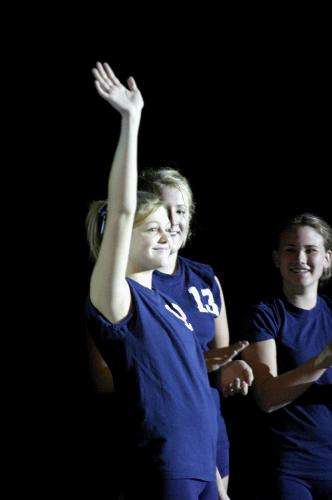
[171,238,184,253]
[149,255,169,268]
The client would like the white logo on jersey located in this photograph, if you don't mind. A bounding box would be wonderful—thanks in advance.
[188,287,219,316]
[165,303,194,331]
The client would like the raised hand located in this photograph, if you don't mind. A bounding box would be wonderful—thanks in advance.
[92,62,144,116]
[204,340,250,371]
[220,360,254,397]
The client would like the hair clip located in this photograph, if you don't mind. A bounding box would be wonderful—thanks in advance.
[98,203,107,237]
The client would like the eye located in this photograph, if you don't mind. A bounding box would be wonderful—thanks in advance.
[306,248,318,254]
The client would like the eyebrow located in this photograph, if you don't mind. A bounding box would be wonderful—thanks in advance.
[282,243,320,248]
[144,220,171,227]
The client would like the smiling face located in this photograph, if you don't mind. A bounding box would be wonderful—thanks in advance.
[160,186,190,254]
[273,224,332,294]
[129,206,172,272]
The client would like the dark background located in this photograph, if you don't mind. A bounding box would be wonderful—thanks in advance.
[21,10,331,499]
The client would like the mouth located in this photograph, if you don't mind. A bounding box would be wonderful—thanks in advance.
[153,247,170,252]
[290,268,310,274]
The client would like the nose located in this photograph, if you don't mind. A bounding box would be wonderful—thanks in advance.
[294,249,307,264]
[159,228,171,244]
[168,208,180,227]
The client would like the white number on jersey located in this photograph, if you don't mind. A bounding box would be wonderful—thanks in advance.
[165,303,193,331]
[188,286,219,316]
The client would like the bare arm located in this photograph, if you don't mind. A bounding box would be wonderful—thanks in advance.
[206,276,254,395]
[212,277,230,349]
[89,63,144,323]
[87,335,114,393]
[216,467,230,500]
[242,339,332,412]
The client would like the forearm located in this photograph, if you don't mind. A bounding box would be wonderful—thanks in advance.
[255,353,327,412]
[93,115,140,306]
[216,467,230,500]
[108,113,141,216]
[90,64,144,321]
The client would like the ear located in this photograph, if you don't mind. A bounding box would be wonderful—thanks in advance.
[272,250,280,268]
[323,249,332,269]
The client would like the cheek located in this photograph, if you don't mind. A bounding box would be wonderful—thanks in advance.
[180,218,189,233]
[316,255,328,268]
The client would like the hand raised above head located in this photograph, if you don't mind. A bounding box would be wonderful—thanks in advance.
[92,62,144,116]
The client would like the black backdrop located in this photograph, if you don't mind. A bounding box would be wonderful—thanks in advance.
[27,14,331,499]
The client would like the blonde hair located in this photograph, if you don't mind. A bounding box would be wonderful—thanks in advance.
[138,167,195,243]
[273,213,332,285]
[86,191,163,261]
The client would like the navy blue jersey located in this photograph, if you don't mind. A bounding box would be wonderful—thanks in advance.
[153,256,230,475]
[86,278,218,481]
[246,294,332,480]
[153,256,222,352]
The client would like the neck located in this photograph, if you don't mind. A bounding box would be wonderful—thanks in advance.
[282,282,318,310]
[127,270,153,288]
[157,252,179,275]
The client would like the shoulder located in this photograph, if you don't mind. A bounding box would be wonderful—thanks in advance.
[252,297,280,314]
[179,255,215,279]
[251,296,287,321]
[85,295,133,342]
[318,294,332,312]
[244,297,285,337]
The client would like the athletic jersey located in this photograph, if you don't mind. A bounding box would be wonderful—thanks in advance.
[153,256,222,351]
[245,294,332,480]
[153,256,230,471]
[85,278,218,481]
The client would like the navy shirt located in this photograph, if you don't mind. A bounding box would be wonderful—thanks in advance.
[153,256,230,470]
[153,256,222,351]
[246,294,332,479]
[86,278,218,480]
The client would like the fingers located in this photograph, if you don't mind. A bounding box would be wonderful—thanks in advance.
[237,360,254,385]
[206,342,248,362]
[96,62,112,81]
[244,366,254,386]
[94,80,109,99]
[222,378,239,397]
[222,379,249,397]
[239,381,249,395]
[92,67,112,93]
[219,360,254,397]
[229,340,249,356]
[92,63,139,102]
[104,63,121,85]
[234,377,241,392]
[205,341,251,370]
[92,62,120,90]
[127,76,137,90]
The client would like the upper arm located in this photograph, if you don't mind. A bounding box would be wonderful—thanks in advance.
[211,276,230,349]
[90,213,133,323]
[242,339,278,403]
[86,334,114,393]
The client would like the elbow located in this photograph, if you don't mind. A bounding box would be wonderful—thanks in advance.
[255,390,278,413]
[97,383,115,394]
[91,376,115,394]
[260,402,275,414]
